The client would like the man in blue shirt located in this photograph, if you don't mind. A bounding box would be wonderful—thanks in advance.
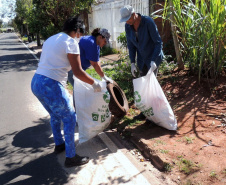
[120,5,164,120]
[68,28,112,86]
[68,28,113,108]
[79,28,112,82]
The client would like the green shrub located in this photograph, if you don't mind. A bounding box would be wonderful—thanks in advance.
[159,60,177,75]
[117,32,127,49]
[100,46,118,57]
[21,36,28,42]
[152,0,226,82]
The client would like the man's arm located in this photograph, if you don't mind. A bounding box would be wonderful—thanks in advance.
[146,17,162,62]
[125,25,137,64]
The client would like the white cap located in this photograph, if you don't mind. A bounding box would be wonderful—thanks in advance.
[119,5,134,23]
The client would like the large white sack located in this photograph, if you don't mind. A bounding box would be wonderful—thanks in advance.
[73,76,111,143]
[133,70,177,130]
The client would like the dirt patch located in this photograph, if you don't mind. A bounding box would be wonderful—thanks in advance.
[111,71,226,185]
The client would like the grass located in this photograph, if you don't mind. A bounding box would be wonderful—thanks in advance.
[184,136,195,144]
[21,36,28,42]
[164,162,173,172]
[86,68,101,80]
[159,149,169,154]
[121,116,142,127]
[153,139,166,147]
[222,169,226,176]
[178,158,193,174]
[127,108,136,116]
[176,156,201,175]
[210,170,217,178]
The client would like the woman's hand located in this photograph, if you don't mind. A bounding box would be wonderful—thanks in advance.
[102,75,113,83]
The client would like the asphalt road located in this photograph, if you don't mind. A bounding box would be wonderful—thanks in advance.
[0,33,171,185]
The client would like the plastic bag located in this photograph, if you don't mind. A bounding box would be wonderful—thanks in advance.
[133,69,177,130]
[73,75,111,143]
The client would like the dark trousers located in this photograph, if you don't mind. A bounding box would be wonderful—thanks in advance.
[139,64,158,77]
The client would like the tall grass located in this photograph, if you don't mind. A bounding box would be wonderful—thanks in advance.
[153,0,226,82]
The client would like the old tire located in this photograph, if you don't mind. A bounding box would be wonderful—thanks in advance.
[107,81,129,118]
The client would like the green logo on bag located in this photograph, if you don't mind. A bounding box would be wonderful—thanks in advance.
[134,91,141,103]
[101,115,106,123]
[106,108,110,118]
[103,91,110,103]
[142,107,154,117]
[92,113,99,121]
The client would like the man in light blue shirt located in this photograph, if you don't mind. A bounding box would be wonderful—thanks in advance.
[120,5,164,120]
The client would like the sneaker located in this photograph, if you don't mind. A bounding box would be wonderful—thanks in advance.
[133,112,146,121]
[54,143,65,154]
[65,154,89,167]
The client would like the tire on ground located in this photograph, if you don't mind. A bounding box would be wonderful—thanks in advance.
[107,81,129,118]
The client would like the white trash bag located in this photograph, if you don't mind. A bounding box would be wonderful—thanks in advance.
[133,69,177,130]
[73,76,111,143]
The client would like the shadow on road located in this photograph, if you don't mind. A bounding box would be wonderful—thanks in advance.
[0,117,71,185]
[0,153,68,185]
[0,34,39,73]
[0,53,38,73]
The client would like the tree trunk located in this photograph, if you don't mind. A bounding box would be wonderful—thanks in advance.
[169,0,184,70]
[31,33,35,40]
[26,24,29,36]
[37,32,41,46]
[21,25,23,36]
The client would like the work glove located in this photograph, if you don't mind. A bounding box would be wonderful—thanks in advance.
[150,61,157,72]
[92,80,102,92]
[131,63,137,77]
[102,75,113,83]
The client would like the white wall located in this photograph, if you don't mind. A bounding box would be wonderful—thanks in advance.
[89,0,149,49]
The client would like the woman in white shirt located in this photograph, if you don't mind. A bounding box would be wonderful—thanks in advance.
[31,17,101,168]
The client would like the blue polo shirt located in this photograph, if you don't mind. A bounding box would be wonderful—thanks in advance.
[79,36,100,70]
[125,14,164,71]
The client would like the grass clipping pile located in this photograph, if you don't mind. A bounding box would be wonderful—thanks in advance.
[111,71,226,185]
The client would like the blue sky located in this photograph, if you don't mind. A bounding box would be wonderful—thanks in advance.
[0,0,16,23]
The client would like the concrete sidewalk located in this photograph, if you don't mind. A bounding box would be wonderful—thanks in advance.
[100,54,120,63]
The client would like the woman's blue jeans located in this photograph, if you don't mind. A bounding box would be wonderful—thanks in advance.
[31,73,76,158]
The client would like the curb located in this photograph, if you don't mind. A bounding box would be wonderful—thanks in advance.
[28,47,42,58]
[130,135,168,171]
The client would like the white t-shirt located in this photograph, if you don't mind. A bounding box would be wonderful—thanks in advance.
[36,32,79,86]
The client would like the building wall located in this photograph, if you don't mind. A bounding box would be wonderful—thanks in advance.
[89,0,149,49]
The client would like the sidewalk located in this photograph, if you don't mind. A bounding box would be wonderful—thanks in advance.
[99,54,120,69]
